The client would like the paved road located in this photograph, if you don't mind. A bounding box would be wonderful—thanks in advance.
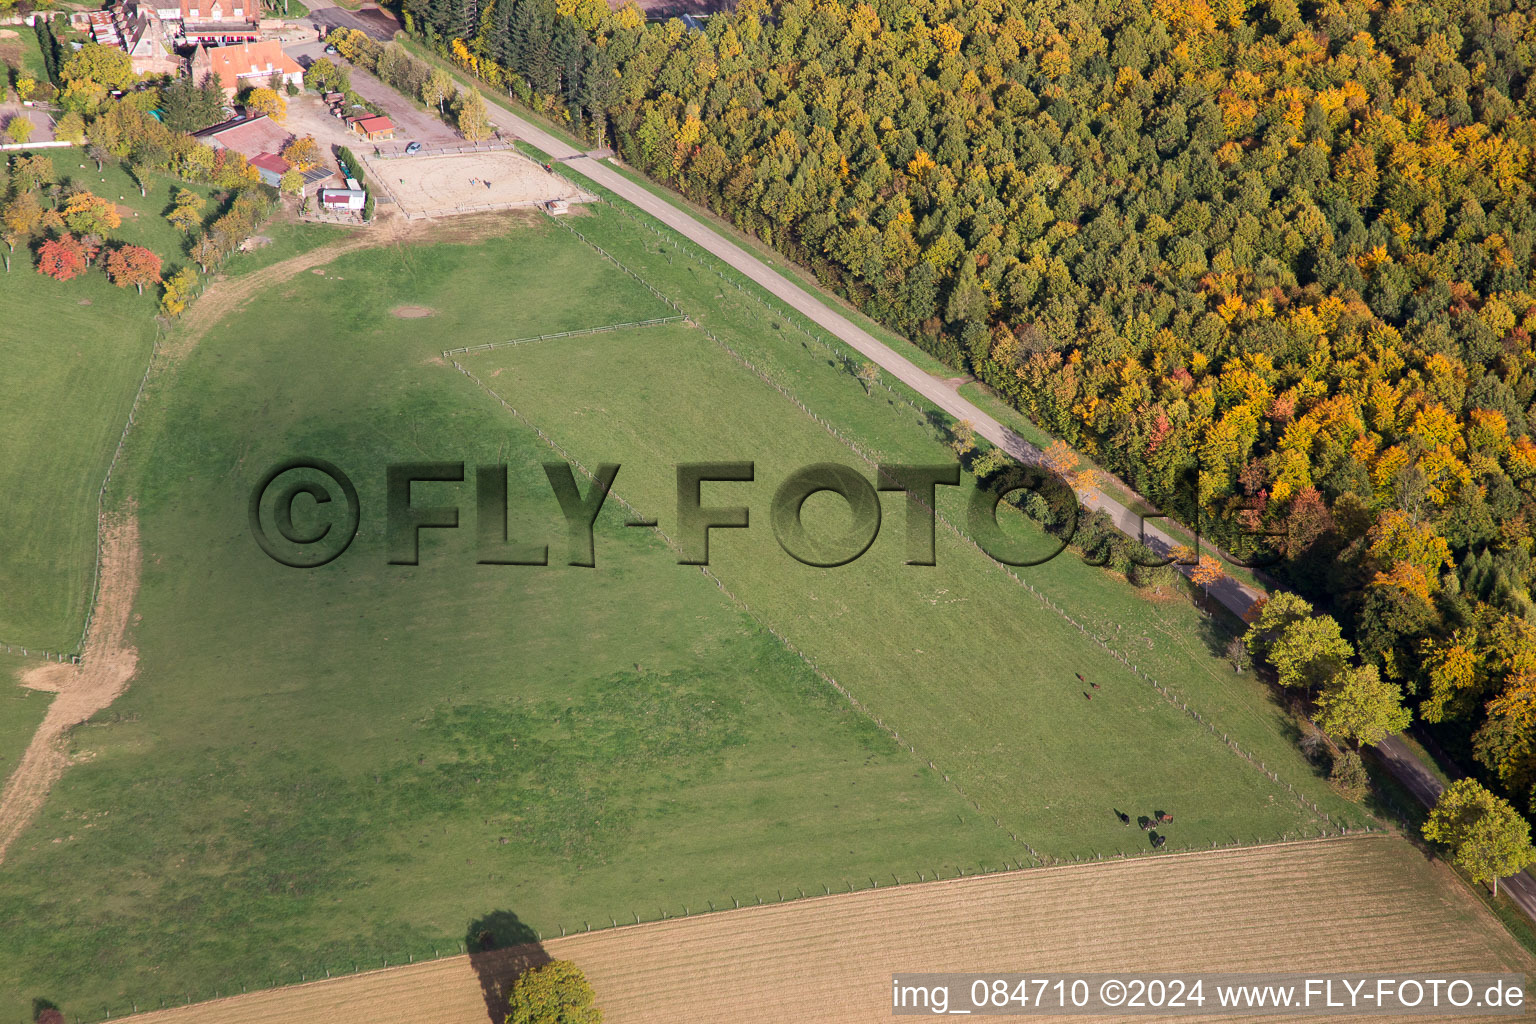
[301,0,400,41]
[1374,735,1536,916]
[430,72,1536,925]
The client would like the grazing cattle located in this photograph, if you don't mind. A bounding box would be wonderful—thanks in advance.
[1091,682,1100,689]
[1084,691,1093,700]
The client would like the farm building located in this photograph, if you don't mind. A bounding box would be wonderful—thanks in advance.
[319,187,366,211]
[347,115,395,142]
[248,152,289,189]
[118,7,179,75]
[177,0,260,44]
[195,113,291,158]
[190,40,303,98]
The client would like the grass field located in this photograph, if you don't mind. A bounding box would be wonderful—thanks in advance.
[545,202,1364,825]
[0,200,1467,1019]
[0,685,51,784]
[0,162,228,650]
[120,837,1534,1024]
[0,216,1017,1019]
[0,26,48,83]
[464,318,1341,853]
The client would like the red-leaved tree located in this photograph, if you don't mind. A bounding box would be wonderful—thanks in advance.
[105,244,163,295]
[36,235,89,281]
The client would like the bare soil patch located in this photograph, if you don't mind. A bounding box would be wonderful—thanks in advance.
[118,837,1531,1024]
[363,149,587,219]
[392,305,436,318]
[0,514,141,865]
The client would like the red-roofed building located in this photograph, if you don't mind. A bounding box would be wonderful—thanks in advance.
[190,41,303,98]
[347,114,395,141]
[248,151,289,187]
[346,114,396,141]
[178,0,259,43]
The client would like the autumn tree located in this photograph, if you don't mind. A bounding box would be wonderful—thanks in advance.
[1190,555,1227,603]
[281,135,321,171]
[1423,779,1536,897]
[160,265,198,317]
[1041,440,1078,476]
[948,419,976,459]
[1268,614,1352,694]
[1315,664,1411,748]
[506,960,603,1024]
[2,191,43,251]
[53,111,86,144]
[422,67,454,113]
[1472,674,1536,800]
[166,189,206,234]
[454,88,493,142]
[278,169,305,198]
[105,244,163,294]
[245,87,287,123]
[5,117,32,144]
[10,155,54,193]
[190,233,221,273]
[60,42,134,90]
[36,235,90,281]
[302,57,350,95]
[62,192,122,236]
[857,361,880,395]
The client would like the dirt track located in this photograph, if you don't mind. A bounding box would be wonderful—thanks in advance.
[0,515,141,865]
[120,836,1531,1024]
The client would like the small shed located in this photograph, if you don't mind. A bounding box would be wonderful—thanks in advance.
[319,187,366,211]
[348,115,395,142]
[249,151,289,188]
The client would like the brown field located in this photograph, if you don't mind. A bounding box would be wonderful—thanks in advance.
[362,148,591,219]
[121,835,1530,1024]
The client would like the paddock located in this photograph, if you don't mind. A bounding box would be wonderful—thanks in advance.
[362,147,591,219]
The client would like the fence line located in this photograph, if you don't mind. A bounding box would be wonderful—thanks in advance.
[375,139,517,159]
[0,322,163,665]
[70,831,1386,1022]
[443,315,685,356]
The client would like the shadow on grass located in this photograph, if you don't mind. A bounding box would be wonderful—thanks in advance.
[466,911,551,1024]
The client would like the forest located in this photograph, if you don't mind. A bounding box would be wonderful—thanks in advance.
[399,0,1536,817]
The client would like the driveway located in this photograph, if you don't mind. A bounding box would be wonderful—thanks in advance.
[286,40,464,154]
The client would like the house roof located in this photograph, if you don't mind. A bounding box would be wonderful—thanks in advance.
[194,114,293,158]
[249,152,289,175]
[180,0,251,21]
[353,115,394,134]
[196,41,302,91]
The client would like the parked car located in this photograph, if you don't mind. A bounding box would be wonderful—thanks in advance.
[324,44,338,54]
[404,141,422,154]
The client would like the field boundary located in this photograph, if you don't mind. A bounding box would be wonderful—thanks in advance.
[443,315,685,355]
[533,207,1351,836]
[0,323,163,664]
[105,835,1419,1023]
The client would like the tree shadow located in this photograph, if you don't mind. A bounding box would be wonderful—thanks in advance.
[466,910,551,1024]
